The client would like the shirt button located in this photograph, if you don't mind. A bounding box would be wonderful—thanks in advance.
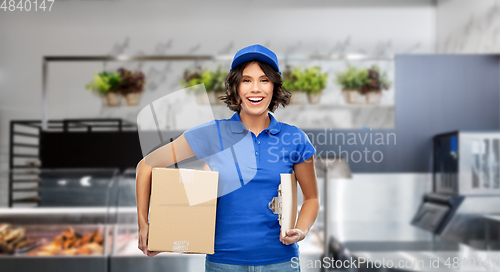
[255,151,258,156]
[257,141,260,144]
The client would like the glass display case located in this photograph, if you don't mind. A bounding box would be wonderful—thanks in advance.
[0,168,120,272]
[110,168,137,256]
[1,163,210,272]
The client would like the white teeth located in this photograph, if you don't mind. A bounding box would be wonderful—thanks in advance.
[248,97,263,102]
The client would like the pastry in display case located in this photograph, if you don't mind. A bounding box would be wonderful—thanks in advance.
[0,168,120,272]
[0,223,35,255]
[26,226,103,256]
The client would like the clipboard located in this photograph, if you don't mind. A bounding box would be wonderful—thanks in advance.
[268,173,298,237]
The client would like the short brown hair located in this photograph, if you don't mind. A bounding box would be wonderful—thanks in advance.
[219,60,291,113]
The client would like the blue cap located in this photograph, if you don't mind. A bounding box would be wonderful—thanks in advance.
[230,44,281,75]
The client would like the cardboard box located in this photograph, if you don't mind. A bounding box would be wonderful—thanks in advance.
[148,167,219,254]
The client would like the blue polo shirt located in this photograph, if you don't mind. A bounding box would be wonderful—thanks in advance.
[183,111,316,266]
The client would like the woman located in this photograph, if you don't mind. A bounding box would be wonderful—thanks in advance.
[136,44,319,271]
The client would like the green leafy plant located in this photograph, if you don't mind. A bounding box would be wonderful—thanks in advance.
[361,65,391,93]
[283,66,328,95]
[199,69,215,92]
[180,66,228,95]
[117,68,146,95]
[335,65,369,93]
[85,71,121,95]
[299,66,328,95]
[282,66,303,93]
[180,66,214,94]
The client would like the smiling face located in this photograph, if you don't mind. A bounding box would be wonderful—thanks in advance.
[237,61,274,117]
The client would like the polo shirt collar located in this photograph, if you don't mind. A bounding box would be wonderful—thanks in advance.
[229,112,281,135]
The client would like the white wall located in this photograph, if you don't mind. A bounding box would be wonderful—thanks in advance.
[436,0,500,166]
[437,0,500,53]
[0,0,436,207]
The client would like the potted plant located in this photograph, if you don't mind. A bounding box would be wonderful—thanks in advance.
[212,65,228,105]
[300,66,328,104]
[362,65,391,105]
[335,66,369,104]
[117,68,146,106]
[86,71,121,106]
[180,66,210,105]
[283,66,308,105]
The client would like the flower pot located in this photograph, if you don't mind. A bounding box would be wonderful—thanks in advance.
[307,90,323,104]
[214,91,226,105]
[195,93,210,105]
[366,91,382,105]
[105,92,120,106]
[290,91,308,104]
[125,92,142,106]
[342,89,365,104]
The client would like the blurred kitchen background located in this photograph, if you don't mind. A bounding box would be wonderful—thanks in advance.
[2,0,500,271]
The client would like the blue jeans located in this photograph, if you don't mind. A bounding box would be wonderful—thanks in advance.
[205,259,301,272]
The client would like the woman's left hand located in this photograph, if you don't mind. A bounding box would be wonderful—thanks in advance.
[280,229,305,245]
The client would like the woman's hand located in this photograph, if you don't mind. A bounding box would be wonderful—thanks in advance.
[138,223,161,257]
[280,229,305,245]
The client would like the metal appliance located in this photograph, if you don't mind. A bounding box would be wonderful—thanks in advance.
[411,130,500,249]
